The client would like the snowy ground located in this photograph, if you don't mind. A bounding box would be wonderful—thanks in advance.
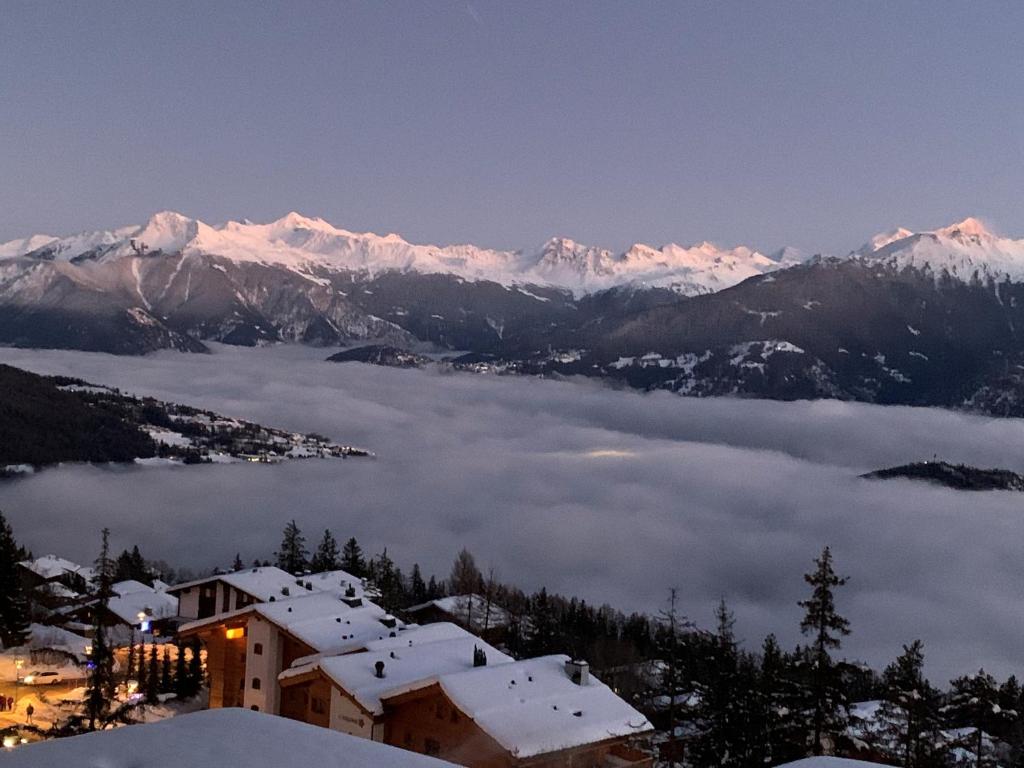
[4,344,1024,680]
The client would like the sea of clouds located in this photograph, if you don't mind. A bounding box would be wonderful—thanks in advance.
[2,343,1023,681]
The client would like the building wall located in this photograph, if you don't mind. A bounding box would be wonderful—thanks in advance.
[328,686,375,738]
[279,676,333,729]
[383,688,511,768]
[204,627,247,708]
[176,588,201,619]
[241,617,315,715]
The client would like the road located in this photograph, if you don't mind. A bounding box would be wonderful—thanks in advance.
[0,677,87,704]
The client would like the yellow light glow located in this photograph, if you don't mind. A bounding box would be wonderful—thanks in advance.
[225,627,245,640]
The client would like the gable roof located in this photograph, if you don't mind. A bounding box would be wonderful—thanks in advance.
[281,624,512,716]
[420,655,653,758]
[168,565,366,603]
[179,590,403,655]
[19,554,95,584]
[406,594,510,630]
[5,708,455,768]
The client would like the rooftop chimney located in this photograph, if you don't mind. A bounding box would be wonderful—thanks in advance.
[565,659,589,686]
[374,660,386,679]
[473,645,487,668]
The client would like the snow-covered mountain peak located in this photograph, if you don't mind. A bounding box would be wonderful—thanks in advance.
[935,216,993,240]
[271,211,337,232]
[132,211,203,254]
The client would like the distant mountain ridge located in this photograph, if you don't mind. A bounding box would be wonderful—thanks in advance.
[0,210,798,295]
[6,211,1024,416]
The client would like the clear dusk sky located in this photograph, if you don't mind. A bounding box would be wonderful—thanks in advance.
[2,1,1022,254]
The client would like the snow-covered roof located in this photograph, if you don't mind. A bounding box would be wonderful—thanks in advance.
[168,565,366,603]
[363,621,471,651]
[776,759,898,768]
[105,588,179,625]
[5,708,455,768]
[26,623,89,659]
[254,593,401,653]
[407,594,510,630]
[180,589,401,655]
[19,554,95,583]
[281,624,512,716]
[112,579,153,597]
[420,654,653,758]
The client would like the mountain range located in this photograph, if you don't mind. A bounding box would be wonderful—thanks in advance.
[4,211,1024,415]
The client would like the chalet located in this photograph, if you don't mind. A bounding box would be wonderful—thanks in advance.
[178,590,406,713]
[18,555,95,611]
[379,655,653,767]
[277,623,512,740]
[168,565,366,621]
[69,580,180,643]
[405,595,510,644]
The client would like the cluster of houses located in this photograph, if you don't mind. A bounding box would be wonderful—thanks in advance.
[15,555,654,767]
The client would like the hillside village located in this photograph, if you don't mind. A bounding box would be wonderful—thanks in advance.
[1,513,1022,768]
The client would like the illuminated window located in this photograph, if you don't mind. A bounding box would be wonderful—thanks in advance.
[225,627,245,640]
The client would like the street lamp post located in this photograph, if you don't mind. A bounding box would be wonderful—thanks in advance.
[13,659,23,712]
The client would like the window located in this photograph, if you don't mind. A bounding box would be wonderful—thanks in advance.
[311,697,327,715]
[250,705,259,711]
[251,677,261,690]
[253,643,263,656]
[424,738,441,757]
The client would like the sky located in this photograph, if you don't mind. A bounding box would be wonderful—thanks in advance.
[3,344,1024,681]
[1,1,1022,255]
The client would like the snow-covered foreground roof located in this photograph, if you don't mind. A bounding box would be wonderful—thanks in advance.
[281,623,512,716]
[422,654,652,758]
[776,758,897,768]
[5,709,456,767]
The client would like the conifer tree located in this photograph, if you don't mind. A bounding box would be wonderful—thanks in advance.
[947,670,1005,768]
[340,537,366,577]
[275,520,308,574]
[798,546,850,755]
[188,636,203,694]
[426,574,443,600]
[410,563,427,604]
[174,638,189,698]
[160,645,172,693]
[880,640,944,768]
[0,511,30,648]
[756,634,803,766]
[85,528,117,730]
[146,644,159,704]
[126,628,137,685]
[310,529,340,572]
[231,553,244,571]
[656,588,687,761]
[526,587,559,656]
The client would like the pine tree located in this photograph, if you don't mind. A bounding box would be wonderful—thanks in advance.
[188,636,203,695]
[526,587,559,656]
[946,670,1006,768]
[160,645,172,693]
[275,520,308,574]
[426,574,443,600]
[410,563,427,604]
[756,634,804,766]
[146,644,159,704]
[85,528,117,730]
[798,546,850,755]
[0,511,30,649]
[231,553,244,571]
[340,537,365,578]
[690,599,755,768]
[879,640,945,768]
[174,639,189,698]
[310,530,340,572]
[126,628,137,685]
[656,588,688,763]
